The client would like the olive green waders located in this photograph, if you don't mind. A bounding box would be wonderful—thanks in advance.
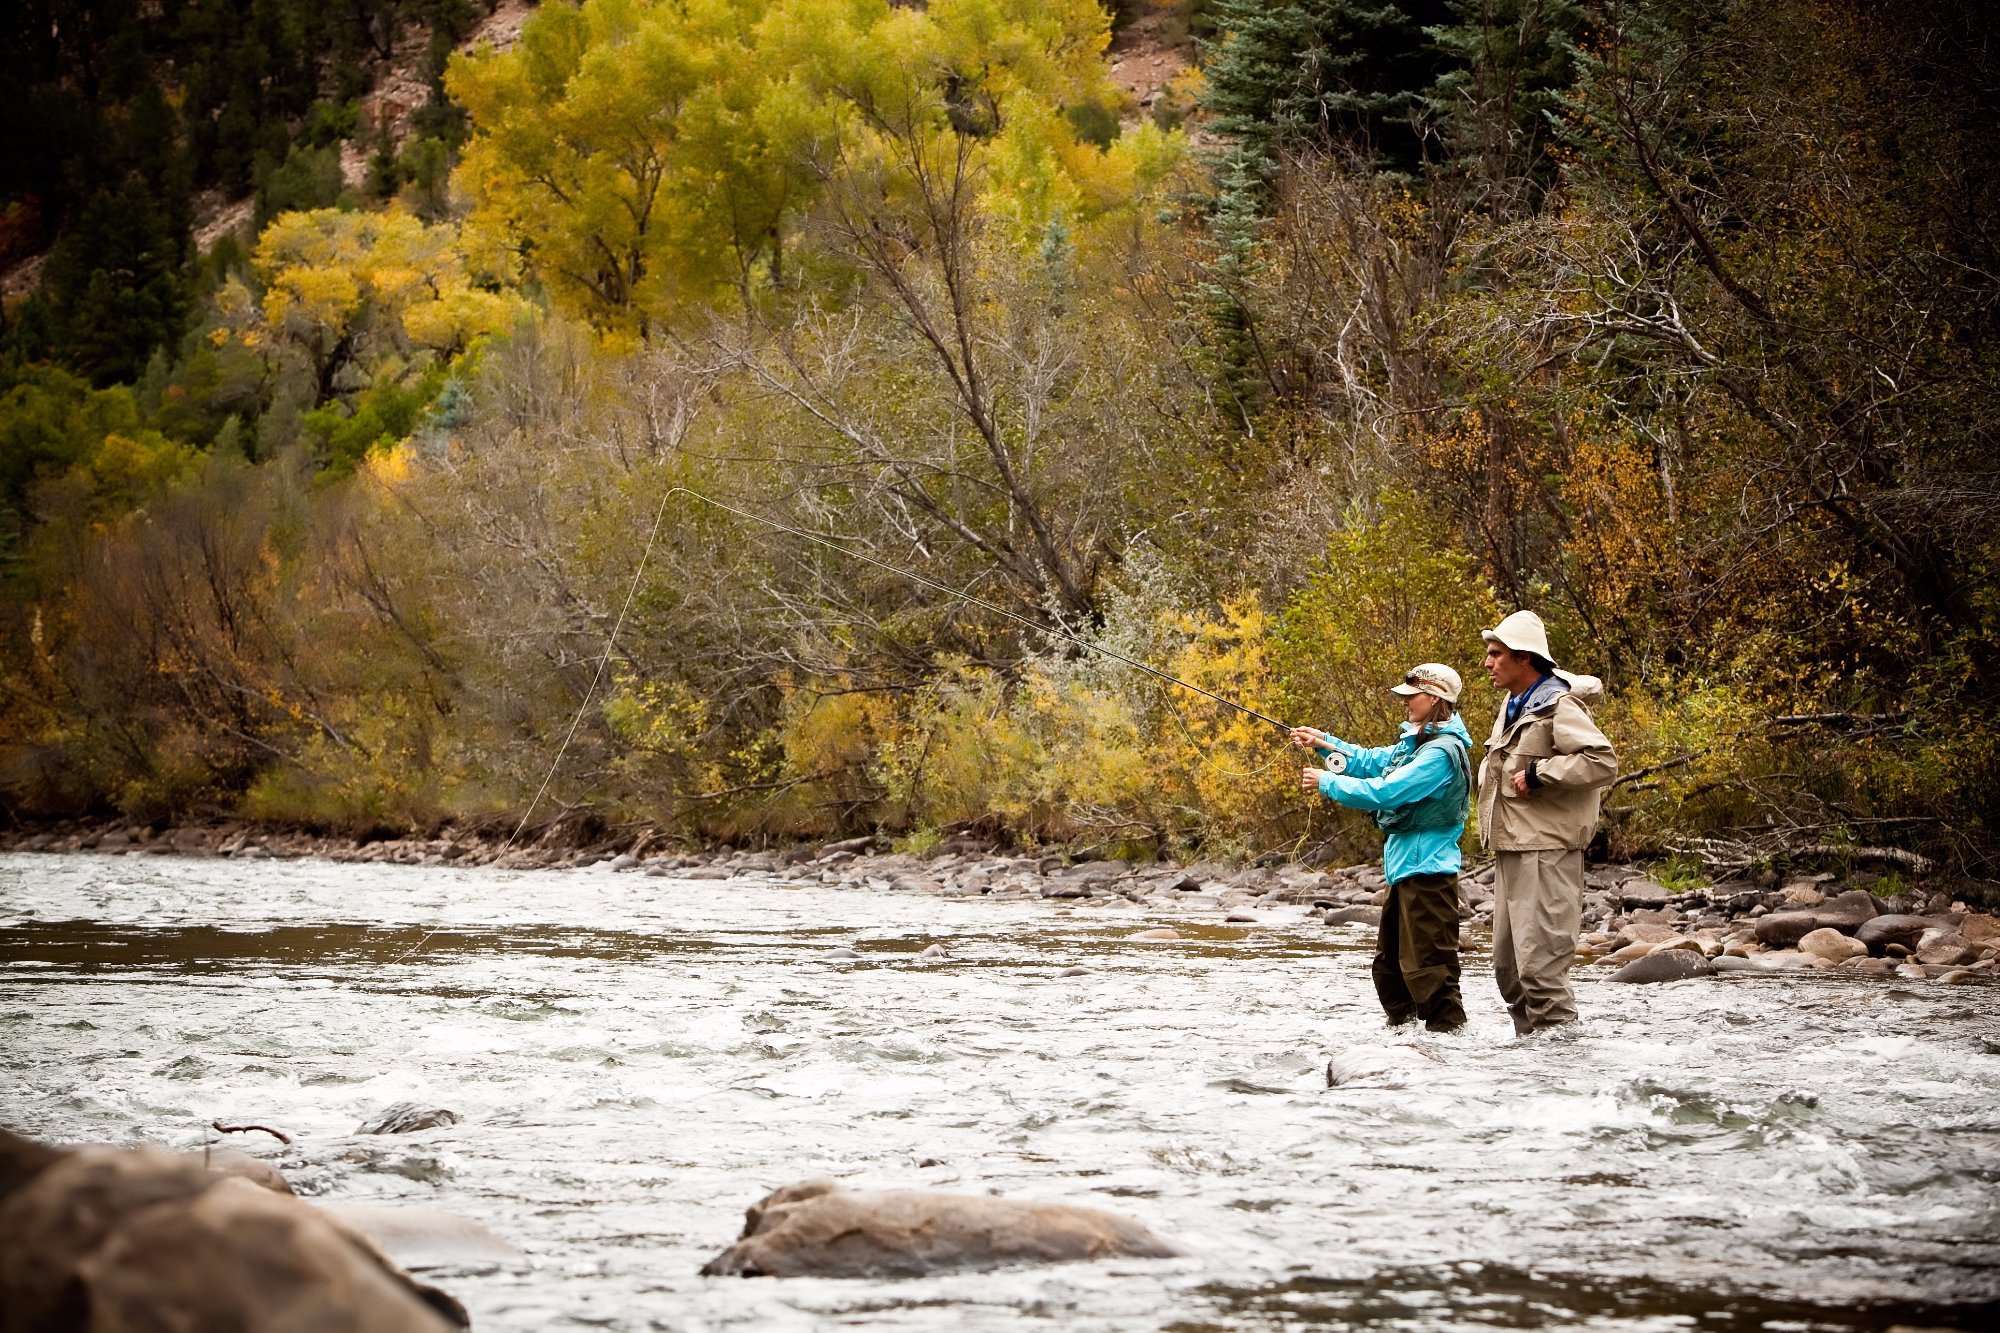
[1491,848,1585,1035]
[1373,871,1466,1031]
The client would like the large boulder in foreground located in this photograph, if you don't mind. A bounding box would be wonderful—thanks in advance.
[1752,890,1881,947]
[699,1178,1181,1278]
[319,1203,527,1271]
[0,1129,466,1332]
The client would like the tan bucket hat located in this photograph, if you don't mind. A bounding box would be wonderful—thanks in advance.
[1482,610,1555,665]
[1391,662,1462,704]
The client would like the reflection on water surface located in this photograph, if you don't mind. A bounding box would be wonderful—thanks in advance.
[3,852,1997,1331]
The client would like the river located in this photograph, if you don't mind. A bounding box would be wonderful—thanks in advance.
[3,851,1998,1330]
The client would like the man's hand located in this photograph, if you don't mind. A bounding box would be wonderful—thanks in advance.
[1511,769,1533,798]
[1301,767,1328,793]
[1289,726,1328,749]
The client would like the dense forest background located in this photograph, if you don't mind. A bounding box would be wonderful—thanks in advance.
[3,0,1996,879]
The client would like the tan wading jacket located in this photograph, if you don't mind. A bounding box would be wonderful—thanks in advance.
[1478,671,1619,852]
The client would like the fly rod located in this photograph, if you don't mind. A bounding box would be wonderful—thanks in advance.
[666,487,1297,734]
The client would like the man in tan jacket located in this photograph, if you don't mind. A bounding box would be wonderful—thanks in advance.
[1478,611,1618,1035]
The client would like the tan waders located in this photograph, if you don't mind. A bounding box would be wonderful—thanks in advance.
[1374,871,1466,1031]
[1491,848,1585,1035]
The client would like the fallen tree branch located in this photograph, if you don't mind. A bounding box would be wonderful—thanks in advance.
[1787,843,1937,875]
[1611,751,1705,789]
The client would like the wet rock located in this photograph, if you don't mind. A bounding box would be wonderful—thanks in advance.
[1616,878,1672,908]
[1839,955,1896,977]
[1128,928,1181,942]
[824,947,862,961]
[1709,954,1767,975]
[1614,922,1681,948]
[1855,914,1947,955]
[1600,940,1655,966]
[1916,930,1981,967]
[0,1130,466,1330]
[1751,890,1881,947]
[1607,951,1714,983]
[917,943,950,961]
[1322,906,1382,927]
[317,1203,526,1271]
[1798,927,1868,965]
[681,866,735,880]
[1961,912,1999,943]
[1223,912,1258,923]
[699,1178,1180,1277]
[357,1104,461,1136]
[1647,936,1704,956]
[1938,967,1979,984]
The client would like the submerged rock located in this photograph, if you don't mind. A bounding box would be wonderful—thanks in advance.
[1321,906,1382,927]
[698,1178,1180,1277]
[1128,928,1181,942]
[0,1130,466,1331]
[357,1104,461,1136]
[1324,1044,1435,1088]
[1607,951,1714,983]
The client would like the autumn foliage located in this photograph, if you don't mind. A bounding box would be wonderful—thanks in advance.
[2,0,1996,876]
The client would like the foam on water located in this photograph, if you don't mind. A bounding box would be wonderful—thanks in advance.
[3,851,1999,1330]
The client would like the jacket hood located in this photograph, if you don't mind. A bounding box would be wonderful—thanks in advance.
[1553,669,1603,705]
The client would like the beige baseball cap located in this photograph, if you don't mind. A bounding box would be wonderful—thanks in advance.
[1391,662,1462,704]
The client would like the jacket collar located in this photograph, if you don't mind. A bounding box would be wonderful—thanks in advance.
[1488,674,1569,744]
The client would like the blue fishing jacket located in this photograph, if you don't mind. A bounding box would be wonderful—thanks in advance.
[1315,715,1474,884]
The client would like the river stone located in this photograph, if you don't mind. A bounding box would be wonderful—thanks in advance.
[0,1131,466,1330]
[1752,890,1881,947]
[698,1178,1180,1277]
[918,943,950,960]
[1855,914,1947,955]
[1647,936,1704,955]
[1798,928,1868,964]
[1961,913,1999,942]
[1617,879,1672,908]
[1128,928,1181,942]
[1709,954,1767,974]
[1615,922,1681,948]
[1916,930,1981,966]
[1322,906,1382,927]
[318,1203,527,1271]
[1600,940,1655,966]
[1608,951,1714,983]
[358,1104,461,1135]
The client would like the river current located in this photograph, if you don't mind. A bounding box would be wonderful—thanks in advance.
[2,852,1997,1330]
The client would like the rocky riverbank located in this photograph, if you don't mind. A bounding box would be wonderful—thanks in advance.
[5,821,1995,984]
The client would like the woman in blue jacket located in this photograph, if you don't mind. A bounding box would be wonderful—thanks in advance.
[1293,663,1472,1033]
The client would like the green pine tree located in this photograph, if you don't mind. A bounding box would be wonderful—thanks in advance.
[1201,0,1455,172]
